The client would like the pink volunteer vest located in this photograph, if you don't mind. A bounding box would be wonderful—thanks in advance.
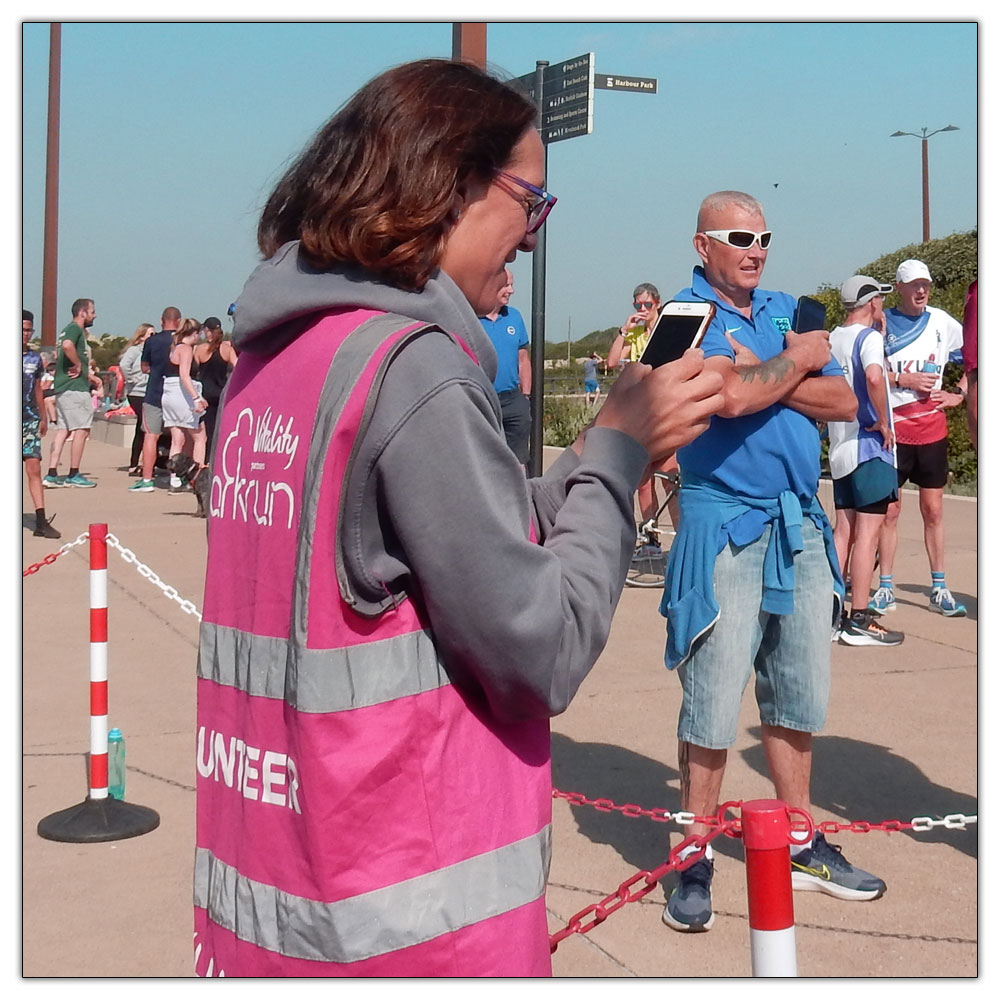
[194,309,553,976]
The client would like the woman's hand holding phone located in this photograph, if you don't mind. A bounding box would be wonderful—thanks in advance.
[596,350,725,462]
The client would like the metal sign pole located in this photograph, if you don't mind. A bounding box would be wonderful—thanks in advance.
[528,60,548,478]
[514,52,655,477]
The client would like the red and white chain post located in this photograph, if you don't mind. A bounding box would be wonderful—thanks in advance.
[742,799,802,976]
[88,523,110,801]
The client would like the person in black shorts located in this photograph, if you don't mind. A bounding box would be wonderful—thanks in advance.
[827,276,903,646]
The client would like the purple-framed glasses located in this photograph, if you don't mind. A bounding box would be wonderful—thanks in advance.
[493,169,557,234]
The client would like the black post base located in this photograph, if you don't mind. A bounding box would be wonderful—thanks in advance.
[37,795,160,843]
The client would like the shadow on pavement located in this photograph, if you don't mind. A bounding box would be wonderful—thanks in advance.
[741,730,978,859]
[893,581,978,622]
[550,732,745,885]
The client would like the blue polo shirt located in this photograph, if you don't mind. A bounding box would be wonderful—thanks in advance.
[479,306,529,394]
[675,267,842,501]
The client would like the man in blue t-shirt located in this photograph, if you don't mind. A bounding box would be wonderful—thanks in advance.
[478,269,531,466]
[659,191,885,935]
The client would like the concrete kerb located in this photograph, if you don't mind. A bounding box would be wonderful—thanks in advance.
[21,437,977,977]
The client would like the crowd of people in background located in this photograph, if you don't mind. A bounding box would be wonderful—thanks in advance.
[22,302,237,527]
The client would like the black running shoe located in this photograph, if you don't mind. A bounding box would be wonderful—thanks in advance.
[32,517,61,539]
[839,609,904,647]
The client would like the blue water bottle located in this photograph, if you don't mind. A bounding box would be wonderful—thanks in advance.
[108,728,126,800]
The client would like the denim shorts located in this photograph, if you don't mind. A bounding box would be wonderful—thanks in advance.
[676,520,832,749]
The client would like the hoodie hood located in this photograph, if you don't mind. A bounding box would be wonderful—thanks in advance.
[231,241,499,383]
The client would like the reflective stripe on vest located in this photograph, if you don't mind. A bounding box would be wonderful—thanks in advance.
[194,825,550,964]
[198,621,450,711]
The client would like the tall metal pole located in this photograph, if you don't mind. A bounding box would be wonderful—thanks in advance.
[451,22,487,68]
[41,22,61,348]
[921,137,930,244]
[890,125,958,246]
[528,61,548,478]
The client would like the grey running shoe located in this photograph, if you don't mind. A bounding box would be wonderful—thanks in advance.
[662,857,715,931]
[867,586,896,614]
[929,587,967,617]
[839,609,904,646]
[791,833,886,900]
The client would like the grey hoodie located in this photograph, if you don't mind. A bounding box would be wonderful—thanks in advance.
[231,242,648,723]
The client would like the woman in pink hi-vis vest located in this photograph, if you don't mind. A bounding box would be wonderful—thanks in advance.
[194,58,724,977]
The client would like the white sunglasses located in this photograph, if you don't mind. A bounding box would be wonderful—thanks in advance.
[701,229,772,249]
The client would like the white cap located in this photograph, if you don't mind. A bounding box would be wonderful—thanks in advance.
[841,275,893,309]
[895,259,932,284]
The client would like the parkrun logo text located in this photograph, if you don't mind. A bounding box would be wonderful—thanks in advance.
[211,406,300,528]
[197,726,302,813]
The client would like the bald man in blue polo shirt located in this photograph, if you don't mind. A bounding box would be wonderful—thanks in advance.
[659,191,886,934]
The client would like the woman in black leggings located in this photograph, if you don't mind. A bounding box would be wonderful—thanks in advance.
[118,322,154,474]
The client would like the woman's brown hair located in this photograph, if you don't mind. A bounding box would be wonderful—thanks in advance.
[257,59,537,290]
[172,318,201,347]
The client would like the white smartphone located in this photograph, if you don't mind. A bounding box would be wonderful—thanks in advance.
[639,301,715,368]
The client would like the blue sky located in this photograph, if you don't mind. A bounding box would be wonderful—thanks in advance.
[21,19,979,343]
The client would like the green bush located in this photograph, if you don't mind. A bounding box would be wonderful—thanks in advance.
[89,335,128,370]
[542,396,600,447]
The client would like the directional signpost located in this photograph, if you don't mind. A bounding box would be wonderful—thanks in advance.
[594,72,657,94]
[514,53,657,474]
[515,53,595,145]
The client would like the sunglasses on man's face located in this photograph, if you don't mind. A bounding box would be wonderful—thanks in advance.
[633,301,656,311]
[701,229,772,250]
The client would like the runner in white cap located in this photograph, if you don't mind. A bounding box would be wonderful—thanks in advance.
[871,259,967,617]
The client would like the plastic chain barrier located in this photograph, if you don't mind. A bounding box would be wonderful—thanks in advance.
[22,531,90,576]
[24,529,203,622]
[552,788,977,835]
[105,532,203,621]
[547,792,977,952]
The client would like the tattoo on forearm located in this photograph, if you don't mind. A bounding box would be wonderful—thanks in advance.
[735,355,794,384]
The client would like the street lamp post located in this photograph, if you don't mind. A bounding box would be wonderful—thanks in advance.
[890,125,959,244]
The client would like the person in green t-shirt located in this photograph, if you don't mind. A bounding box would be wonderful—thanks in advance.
[44,298,104,489]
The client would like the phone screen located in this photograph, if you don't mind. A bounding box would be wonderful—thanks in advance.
[794,296,827,333]
[640,313,709,368]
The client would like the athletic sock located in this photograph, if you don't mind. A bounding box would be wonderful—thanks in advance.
[931,571,946,592]
[678,842,713,862]
[69,467,79,478]
[47,467,57,477]
[35,507,47,523]
[789,837,813,858]
[879,574,893,591]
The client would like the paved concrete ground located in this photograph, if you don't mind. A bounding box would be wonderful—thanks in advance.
[21,435,978,978]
